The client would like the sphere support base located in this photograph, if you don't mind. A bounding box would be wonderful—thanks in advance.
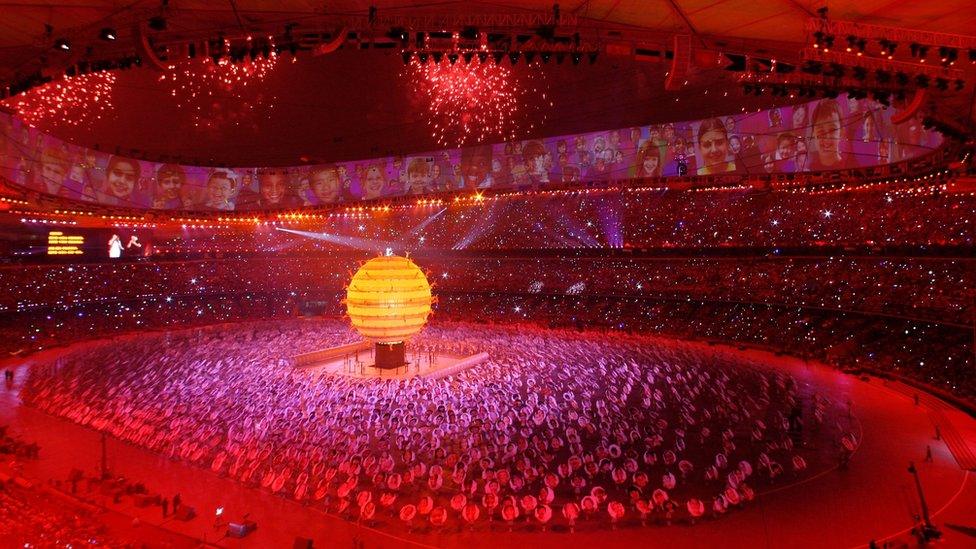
[374,341,406,369]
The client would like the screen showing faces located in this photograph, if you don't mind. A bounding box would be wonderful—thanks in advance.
[0,93,942,211]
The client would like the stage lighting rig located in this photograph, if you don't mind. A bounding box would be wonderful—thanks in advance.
[846,35,866,54]
[939,47,957,65]
[148,16,167,31]
[878,39,896,59]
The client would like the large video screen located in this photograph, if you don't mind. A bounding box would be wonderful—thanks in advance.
[12,226,152,259]
[0,94,942,211]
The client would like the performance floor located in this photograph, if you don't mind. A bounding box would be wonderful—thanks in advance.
[2,333,975,549]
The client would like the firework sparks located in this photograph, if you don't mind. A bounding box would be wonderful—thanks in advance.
[408,58,549,147]
[159,38,280,130]
[3,72,116,129]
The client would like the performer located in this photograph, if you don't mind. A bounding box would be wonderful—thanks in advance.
[108,234,123,258]
[126,235,142,250]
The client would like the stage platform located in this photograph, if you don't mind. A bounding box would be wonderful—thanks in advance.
[296,343,489,380]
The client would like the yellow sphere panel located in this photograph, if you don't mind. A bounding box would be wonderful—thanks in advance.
[345,255,433,343]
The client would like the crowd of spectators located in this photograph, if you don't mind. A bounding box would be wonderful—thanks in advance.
[136,187,974,256]
[2,254,970,324]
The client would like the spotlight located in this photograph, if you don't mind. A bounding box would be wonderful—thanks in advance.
[941,47,957,65]
[571,52,581,65]
[54,38,70,51]
[492,51,505,64]
[846,35,857,52]
[462,51,474,64]
[401,51,413,65]
[417,52,429,64]
[540,51,552,64]
[431,51,443,64]
[100,27,117,41]
[879,39,897,59]
[969,49,976,63]
[476,51,488,63]
[508,51,521,64]
[802,60,823,75]
[447,52,458,65]
[388,26,409,45]
[524,51,537,64]
[724,54,746,71]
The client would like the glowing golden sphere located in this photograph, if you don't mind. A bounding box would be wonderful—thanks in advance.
[345,255,433,343]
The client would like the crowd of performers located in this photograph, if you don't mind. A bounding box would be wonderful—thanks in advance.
[21,321,859,531]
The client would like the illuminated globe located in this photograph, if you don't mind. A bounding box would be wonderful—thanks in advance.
[345,255,433,344]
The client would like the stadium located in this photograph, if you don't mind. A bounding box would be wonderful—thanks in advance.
[0,1,974,548]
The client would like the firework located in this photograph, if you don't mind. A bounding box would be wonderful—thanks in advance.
[408,58,549,147]
[159,38,280,130]
[3,72,116,129]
